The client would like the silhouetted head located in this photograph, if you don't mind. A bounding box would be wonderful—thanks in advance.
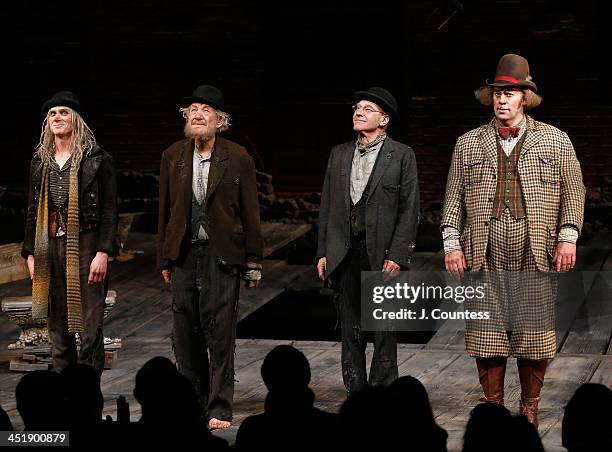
[340,386,401,447]
[463,403,513,452]
[134,356,180,406]
[562,383,612,452]
[390,375,435,424]
[507,415,545,452]
[60,363,104,427]
[134,357,201,427]
[16,371,66,430]
[261,345,311,392]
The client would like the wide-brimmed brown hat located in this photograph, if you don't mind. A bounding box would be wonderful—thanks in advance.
[486,54,538,93]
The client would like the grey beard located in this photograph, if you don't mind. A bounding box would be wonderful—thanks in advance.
[184,123,216,141]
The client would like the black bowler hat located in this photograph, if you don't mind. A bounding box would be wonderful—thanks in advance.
[351,86,398,118]
[41,91,82,116]
[181,85,226,110]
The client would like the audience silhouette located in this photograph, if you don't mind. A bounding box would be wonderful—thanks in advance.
[4,348,610,452]
[462,402,513,452]
[562,382,612,452]
[61,364,105,429]
[235,345,338,449]
[339,384,402,448]
[390,375,448,451]
[507,414,545,452]
[133,356,228,449]
[15,370,66,431]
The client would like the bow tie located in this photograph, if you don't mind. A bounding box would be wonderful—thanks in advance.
[499,127,520,140]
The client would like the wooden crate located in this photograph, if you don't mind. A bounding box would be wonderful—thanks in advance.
[0,243,28,284]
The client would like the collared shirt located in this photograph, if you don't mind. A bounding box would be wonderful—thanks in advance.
[350,139,385,204]
[497,117,527,156]
[48,158,71,237]
[192,147,212,240]
[49,158,71,208]
[193,148,212,204]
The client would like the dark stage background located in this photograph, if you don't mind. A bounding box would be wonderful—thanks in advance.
[1,0,612,244]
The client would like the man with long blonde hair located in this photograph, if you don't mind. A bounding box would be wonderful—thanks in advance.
[441,54,585,428]
[22,91,118,374]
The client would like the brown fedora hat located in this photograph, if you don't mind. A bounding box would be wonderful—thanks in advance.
[486,54,538,93]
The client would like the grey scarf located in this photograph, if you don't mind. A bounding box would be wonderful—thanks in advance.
[356,132,387,154]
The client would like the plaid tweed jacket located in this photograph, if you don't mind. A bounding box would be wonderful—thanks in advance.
[441,115,585,272]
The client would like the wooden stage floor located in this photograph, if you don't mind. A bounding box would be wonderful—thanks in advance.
[1,233,611,451]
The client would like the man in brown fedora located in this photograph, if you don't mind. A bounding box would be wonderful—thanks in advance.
[22,91,118,374]
[316,87,420,394]
[441,54,585,428]
[157,85,263,429]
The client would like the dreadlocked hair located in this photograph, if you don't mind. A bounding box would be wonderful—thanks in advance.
[35,108,96,170]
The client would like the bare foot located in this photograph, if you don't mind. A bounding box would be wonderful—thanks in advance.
[208,418,231,430]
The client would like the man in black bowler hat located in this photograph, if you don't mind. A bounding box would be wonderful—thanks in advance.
[316,87,420,394]
[22,91,118,374]
[157,85,263,429]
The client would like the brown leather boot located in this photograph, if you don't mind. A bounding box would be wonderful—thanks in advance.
[475,357,507,405]
[517,358,548,429]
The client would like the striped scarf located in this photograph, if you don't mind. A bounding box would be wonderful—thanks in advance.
[31,161,84,332]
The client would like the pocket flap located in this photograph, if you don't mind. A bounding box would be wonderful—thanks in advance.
[538,154,557,166]
[464,158,483,167]
[383,184,401,190]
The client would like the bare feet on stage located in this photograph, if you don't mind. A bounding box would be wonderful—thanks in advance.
[208,418,231,430]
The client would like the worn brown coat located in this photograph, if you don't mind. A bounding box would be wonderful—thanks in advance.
[157,136,263,269]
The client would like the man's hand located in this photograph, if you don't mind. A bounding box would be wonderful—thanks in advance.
[382,259,400,282]
[317,257,327,281]
[244,279,260,289]
[553,242,576,272]
[27,255,34,279]
[161,269,171,284]
[88,252,108,284]
[445,250,467,279]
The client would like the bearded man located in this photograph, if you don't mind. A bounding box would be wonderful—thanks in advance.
[157,85,263,429]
